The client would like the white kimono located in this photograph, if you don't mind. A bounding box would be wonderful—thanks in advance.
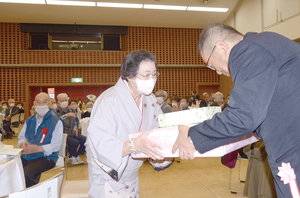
[86,77,162,198]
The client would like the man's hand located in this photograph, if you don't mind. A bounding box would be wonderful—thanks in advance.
[73,128,78,137]
[20,141,30,149]
[65,112,76,117]
[134,130,165,160]
[22,144,44,155]
[172,125,195,160]
[5,115,10,122]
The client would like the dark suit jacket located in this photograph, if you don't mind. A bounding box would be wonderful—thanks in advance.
[5,106,19,119]
[161,102,173,114]
[189,32,300,196]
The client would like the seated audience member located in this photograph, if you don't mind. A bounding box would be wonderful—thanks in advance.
[206,98,215,106]
[70,99,82,120]
[18,92,63,188]
[1,101,8,114]
[155,90,173,114]
[166,98,171,106]
[3,99,19,138]
[17,102,25,113]
[50,98,57,110]
[56,93,86,165]
[82,102,93,118]
[191,90,201,101]
[180,98,189,110]
[77,98,83,110]
[210,92,228,111]
[171,97,180,112]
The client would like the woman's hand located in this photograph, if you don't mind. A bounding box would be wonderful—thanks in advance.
[134,130,165,160]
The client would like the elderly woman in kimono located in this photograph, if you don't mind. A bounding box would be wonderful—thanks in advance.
[86,50,173,198]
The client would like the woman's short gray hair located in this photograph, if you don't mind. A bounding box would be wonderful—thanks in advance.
[121,50,157,81]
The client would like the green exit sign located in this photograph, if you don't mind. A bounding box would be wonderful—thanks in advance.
[71,78,83,83]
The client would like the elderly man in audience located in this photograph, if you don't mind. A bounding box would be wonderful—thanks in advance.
[56,93,86,165]
[210,92,228,111]
[3,99,19,139]
[82,102,93,118]
[155,90,173,114]
[18,92,63,188]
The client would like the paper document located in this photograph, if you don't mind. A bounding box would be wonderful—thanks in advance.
[129,126,258,158]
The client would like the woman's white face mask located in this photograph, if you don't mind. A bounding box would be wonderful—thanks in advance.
[135,78,156,95]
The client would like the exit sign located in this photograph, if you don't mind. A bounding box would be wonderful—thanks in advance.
[71,78,83,83]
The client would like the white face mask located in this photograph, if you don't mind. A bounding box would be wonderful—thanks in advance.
[180,102,188,109]
[52,104,57,109]
[9,103,14,108]
[17,106,22,109]
[86,108,92,113]
[60,101,68,109]
[35,106,49,117]
[156,97,164,104]
[172,103,178,107]
[70,105,77,110]
[135,78,156,95]
[215,96,223,103]
[2,106,7,109]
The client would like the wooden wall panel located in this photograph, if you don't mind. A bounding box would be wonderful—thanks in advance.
[0,23,20,64]
[0,22,220,106]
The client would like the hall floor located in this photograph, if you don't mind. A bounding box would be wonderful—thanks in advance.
[3,136,248,198]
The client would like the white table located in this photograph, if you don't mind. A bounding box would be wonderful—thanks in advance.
[79,118,90,137]
[0,154,26,196]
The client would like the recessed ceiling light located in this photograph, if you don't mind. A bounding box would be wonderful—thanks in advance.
[144,4,187,10]
[47,0,96,6]
[97,2,143,8]
[187,6,228,12]
[0,0,45,4]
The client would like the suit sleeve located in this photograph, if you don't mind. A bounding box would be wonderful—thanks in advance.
[189,42,278,153]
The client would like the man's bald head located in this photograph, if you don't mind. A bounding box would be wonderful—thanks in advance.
[34,92,51,107]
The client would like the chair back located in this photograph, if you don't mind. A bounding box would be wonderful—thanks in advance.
[56,133,68,168]
[10,113,20,124]
[0,172,64,198]
[19,113,25,122]
[59,133,68,158]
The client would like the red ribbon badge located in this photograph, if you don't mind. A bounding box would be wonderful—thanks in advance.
[40,128,49,144]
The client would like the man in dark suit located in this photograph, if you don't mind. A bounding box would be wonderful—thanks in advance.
[172,23,300,197]
[3,99,19,138]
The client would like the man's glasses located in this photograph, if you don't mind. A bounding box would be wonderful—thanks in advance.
[205,45,216,70]
[138,72,160,79]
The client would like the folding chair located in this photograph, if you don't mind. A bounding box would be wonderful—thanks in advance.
[44,133,68,180]
[229,155,248,194]
[10,113,23,136]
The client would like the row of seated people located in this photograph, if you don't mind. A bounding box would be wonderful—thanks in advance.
[16,92,93,189]
[155,90,229,113]
[0,99,25,139]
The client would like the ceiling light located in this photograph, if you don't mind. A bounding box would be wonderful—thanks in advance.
[144,4,187,10]
[97,2,143,8]
[47,0,96,6]
[0,0,45,4]
[187,6,228,12]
